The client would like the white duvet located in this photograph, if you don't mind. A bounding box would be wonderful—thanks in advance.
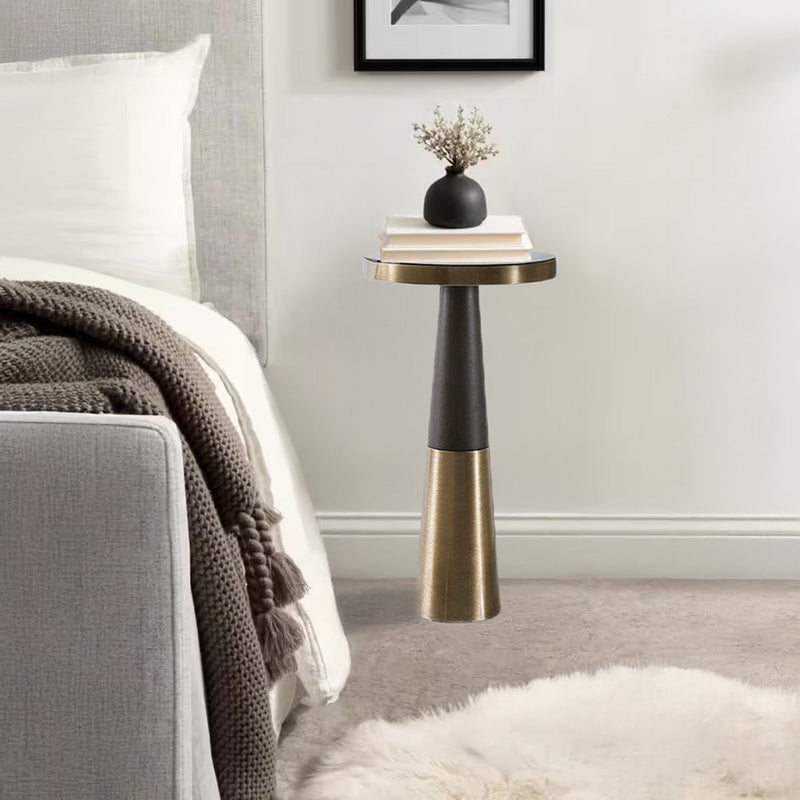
[0,256,350,731]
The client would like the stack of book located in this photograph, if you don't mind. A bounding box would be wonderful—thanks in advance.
[380,215,532,264]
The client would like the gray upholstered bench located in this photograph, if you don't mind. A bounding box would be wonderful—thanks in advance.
[0,413,220,800]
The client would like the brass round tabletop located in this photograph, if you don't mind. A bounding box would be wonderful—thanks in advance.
[365,252,556,286]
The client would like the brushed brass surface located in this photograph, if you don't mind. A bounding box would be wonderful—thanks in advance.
[418,447,500,622]
[365,253,556,286]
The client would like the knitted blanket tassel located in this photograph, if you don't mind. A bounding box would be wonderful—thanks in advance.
[236,505,309,681]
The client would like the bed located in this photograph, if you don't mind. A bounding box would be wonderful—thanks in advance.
[0,5,349,799]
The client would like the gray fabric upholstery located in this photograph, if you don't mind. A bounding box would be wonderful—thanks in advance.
[0,2,268,362]
[0,413,220,800]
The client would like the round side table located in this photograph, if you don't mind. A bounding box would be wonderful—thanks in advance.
[365,252,557,622]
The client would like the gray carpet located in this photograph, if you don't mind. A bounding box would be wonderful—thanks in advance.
[276,579,800,794]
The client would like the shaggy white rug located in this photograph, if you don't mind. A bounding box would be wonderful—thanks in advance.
[293,665,800,800]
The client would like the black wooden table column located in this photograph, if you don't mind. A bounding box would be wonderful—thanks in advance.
[364,252,557,622]
[420,285,497,621]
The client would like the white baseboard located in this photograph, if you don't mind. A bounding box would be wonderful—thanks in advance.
[318,513,800,580]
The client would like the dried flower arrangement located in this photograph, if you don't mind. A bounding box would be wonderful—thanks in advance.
[412,105,499,172]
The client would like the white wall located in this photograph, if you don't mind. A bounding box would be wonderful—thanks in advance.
[264,1,800,574]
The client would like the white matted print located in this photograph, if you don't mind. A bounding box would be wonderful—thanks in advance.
[392,0,510,26]
[355,0,544,70]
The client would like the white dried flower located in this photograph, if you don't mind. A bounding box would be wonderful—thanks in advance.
[412,105,499,170]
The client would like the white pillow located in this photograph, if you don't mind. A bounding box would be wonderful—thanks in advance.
[0,36,209,299]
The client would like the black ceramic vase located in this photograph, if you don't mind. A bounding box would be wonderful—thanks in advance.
[423,166,487,229]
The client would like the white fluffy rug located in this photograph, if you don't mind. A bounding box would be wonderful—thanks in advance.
[293,665,800,800]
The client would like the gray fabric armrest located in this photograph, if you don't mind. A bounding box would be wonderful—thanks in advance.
[0,413,219,800]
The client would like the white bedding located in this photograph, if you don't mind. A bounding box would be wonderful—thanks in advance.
[0,38,209,299]
[0,256,351,732]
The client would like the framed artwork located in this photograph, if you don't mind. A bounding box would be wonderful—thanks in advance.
[354,0,545,72]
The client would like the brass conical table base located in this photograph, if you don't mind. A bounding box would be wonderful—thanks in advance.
[417,286,498,622]
[418,447,499,622]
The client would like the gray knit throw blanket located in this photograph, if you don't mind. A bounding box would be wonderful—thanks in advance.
[0,279,308,800]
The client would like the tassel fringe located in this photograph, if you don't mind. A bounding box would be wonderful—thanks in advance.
[256,606,305,682]
[236,504,309,683]
[264,651,298,684]
[269,551,309,606]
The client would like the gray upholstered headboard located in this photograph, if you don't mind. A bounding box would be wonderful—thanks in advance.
[0,1,268,362]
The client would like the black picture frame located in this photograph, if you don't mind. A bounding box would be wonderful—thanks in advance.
[355,0,544,72]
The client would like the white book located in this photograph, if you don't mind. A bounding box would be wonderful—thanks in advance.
[379,249,533,264]
[381,247,531,264]
[383,215,527,248]
[381,238,533,264]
